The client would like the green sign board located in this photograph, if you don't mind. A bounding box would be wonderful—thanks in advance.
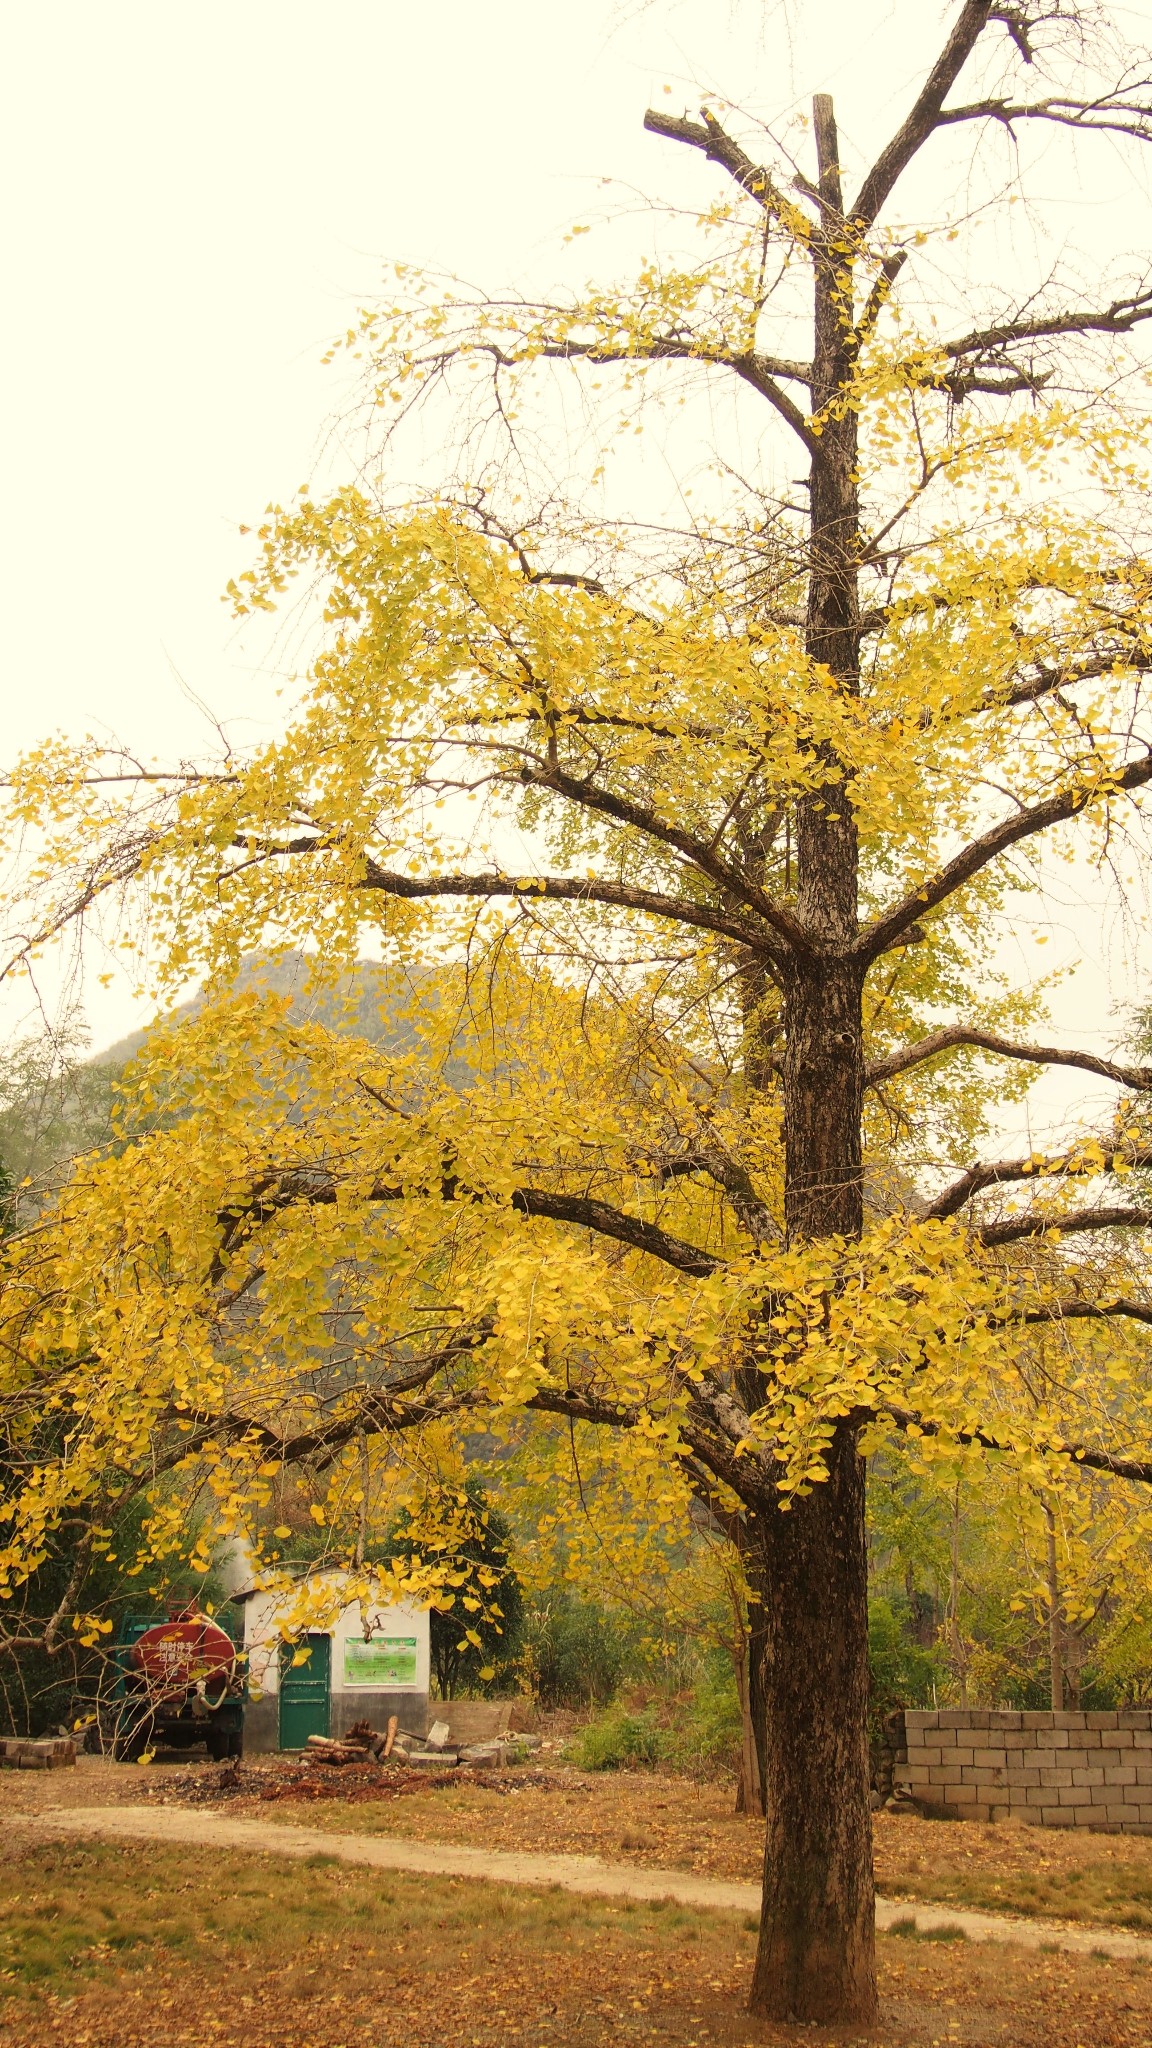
[343,1636,419,1688]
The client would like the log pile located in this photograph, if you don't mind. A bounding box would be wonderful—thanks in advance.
[304,1714,399,1765]
[298,1713,541,1771]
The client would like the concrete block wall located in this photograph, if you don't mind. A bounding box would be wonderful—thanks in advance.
[891,1708,1152,1830]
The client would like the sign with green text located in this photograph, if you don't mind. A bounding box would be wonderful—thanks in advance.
[342,1636,418,1688]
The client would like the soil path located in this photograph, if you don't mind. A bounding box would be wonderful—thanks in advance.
[16,1801,1152,1964]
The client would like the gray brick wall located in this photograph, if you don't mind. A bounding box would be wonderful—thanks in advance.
[890,1709,1152,1830]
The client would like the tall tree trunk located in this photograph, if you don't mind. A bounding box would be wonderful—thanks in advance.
[748,962,874,2022]
[747,1427,875,2022]
[746,92,878,2024]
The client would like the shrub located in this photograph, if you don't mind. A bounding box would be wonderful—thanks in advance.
[523,1590,631,1708]
[868,1595,940,1732]
[662,1649,742,1776]
[572,1708,666,1770]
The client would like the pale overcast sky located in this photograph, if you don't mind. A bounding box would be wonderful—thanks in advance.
[4,0,1152,1136]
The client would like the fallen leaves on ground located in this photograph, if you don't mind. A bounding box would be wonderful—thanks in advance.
[1,1838,1152,2046]
[160,1758,767,1877]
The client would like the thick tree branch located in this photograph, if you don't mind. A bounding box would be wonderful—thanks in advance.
[925,1145,1152,1222]
[519,766,813,960]
[535,1382,773,1503]
[506,1187,720,1275]
[215,1167,722,1280]
[851,2,994,228]
[885,1401,1152,1487]
[935,89,1152,145]
[353,860,772,955]
[728,355,818,450]
[942,285,1152,365]
[470,332,816,451]
[693,1145,782,1246]
[525,333,813,390]
[867,1025,1152,1095]
[1016,1297,1152,1332]
[994,646,1152,712]
[163,1372,766,1508]
[855,747,1152,963]
[978,1205,1152,1247]
[642,105,800,223]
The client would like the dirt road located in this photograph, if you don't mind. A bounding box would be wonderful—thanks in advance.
[16,1800,1152,1964]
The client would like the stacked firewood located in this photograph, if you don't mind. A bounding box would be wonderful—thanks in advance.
[304,1715,398,1765]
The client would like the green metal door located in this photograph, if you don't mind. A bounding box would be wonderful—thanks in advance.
[278,1633,331,1749]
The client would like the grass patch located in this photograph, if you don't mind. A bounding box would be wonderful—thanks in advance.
[887,1914,968,1942]
[0,1838,756,2002]
[875,1812,1152,1934]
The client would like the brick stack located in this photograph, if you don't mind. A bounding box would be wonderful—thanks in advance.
[0,1736,77,1770]
[890,1708,1152,1830]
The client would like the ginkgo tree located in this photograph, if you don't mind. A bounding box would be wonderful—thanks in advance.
[12,0,1152,2024]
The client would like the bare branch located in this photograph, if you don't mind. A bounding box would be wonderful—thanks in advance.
[939,283,1152,398]
[856,747,1152,963]
[936,86,1152,146]
[978,1205,1152,1246]
[642,105,801,222]
[867,1024,1152,1095]
[943,285,1152,363]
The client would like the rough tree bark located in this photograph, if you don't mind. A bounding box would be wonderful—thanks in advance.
[747,1433,875,2020]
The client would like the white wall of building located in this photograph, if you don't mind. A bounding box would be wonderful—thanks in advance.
[241,1572,431,1703]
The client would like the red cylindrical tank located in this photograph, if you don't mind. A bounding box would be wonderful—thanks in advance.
[129,1616,237,1702]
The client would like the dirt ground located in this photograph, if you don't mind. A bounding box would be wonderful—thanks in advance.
[9,1754,1152,1935]
[0,1833,1151,2047]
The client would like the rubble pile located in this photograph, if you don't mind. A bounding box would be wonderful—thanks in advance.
[302,1714,541,1774]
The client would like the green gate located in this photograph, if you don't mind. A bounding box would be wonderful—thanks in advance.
[278,1633,331,1749]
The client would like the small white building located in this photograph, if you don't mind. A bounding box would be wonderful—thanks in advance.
[217,1544,431,1752]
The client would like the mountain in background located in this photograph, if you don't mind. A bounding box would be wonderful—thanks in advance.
[1,952,482,1198]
